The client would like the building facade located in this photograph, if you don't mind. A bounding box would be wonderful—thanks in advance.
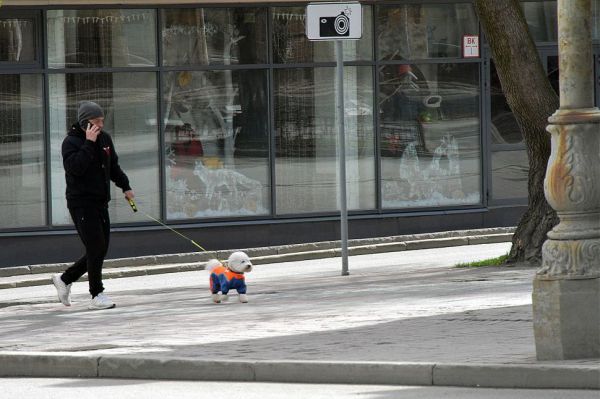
[0,0,598,267]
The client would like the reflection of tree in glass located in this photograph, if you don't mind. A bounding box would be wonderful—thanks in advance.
[378,5,428,61]
[0,19,32,62]
[166,71,240,160]
[489,61,523,144]
[163,11,248,161]
[272,7,313,63]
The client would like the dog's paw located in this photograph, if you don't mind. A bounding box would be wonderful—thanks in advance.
[239,294,248,303]
[221,294,229,302]
[211,294,221,304]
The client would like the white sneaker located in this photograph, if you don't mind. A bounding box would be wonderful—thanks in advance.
[88,293,116,310]
[51,274,72,306]
[239,294,248,303]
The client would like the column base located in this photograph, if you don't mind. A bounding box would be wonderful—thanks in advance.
[533,277,600,360]
[539,238,600,278]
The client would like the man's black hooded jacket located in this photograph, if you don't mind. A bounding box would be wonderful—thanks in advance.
[62,122,131,209]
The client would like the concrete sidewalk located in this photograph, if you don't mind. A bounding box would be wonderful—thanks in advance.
[0,242,598,389]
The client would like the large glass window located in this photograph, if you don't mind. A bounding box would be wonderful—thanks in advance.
[0,3,504,233]
[522,1,557,42]
[161,8,267,66]
[0,17,37,63]
[522,1,600,42]
[275,66,376,214]
[491,150,529,201]
[273,6,373,63]
[379,63,481,208]
[377,4,478,60]
[163,69,270,219]
[47,9,156,68]
[344,66,376,211]
[49,72,160,225]
[0,74,45,228]
[546,54,559,95]
[490,61,523,145]
[595,0,600,40]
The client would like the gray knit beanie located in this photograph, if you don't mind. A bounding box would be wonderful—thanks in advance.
[77,101,104,127]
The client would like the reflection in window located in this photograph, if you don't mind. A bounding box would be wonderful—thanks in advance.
[47,9,156,68]
[379,63,481,208]
[0,75,45,228]
[491,150,528,202]
[490,60,523,145]
[273,6,373,63]
[275,67,376,214]
[163,70,270,219]
[49,72,159,225]
[0,18,36,62]
[161,8,267,66]
[523,1,600,41]
[546,55,559,95]
[595,0,600,40]
[522,1,557,42]
[377,4,478,60]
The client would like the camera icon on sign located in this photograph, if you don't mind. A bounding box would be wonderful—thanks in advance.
[319,12,350,37]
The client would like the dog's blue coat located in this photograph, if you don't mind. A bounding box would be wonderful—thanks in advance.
[210,266,247,295]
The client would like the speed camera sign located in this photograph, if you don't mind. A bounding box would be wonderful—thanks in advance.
[306,2,362,41]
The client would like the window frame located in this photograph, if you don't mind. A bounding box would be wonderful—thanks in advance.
[0,2,495,233]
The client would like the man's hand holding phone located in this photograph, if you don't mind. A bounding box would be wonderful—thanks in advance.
[85,122,101,142]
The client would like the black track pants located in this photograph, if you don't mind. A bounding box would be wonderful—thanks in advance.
[62,207,110,297]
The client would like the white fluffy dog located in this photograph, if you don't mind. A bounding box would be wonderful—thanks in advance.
[206,251,253,303]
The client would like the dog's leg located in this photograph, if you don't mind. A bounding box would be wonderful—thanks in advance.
[211,293,221,304]
[239,294,248,303]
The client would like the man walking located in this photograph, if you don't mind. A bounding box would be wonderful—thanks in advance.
[52,101,134,310]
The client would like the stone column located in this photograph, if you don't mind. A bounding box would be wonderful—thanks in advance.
[533,0,600,360]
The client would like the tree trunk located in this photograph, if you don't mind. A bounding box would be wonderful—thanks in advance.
[474,0,559,265]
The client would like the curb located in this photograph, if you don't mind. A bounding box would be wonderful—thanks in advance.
[0,232,514,290]
[0,353,597,389]
[1,228,515,277]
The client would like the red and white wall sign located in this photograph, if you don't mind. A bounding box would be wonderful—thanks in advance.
[462,35,480,58]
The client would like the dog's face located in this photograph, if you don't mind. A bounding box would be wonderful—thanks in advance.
[227,251,253,273]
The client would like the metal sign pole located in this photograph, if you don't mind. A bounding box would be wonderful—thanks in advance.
[306,1,361,276]
[336,40,349,276]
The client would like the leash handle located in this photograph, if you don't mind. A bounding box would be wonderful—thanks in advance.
[128,198,138,212]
